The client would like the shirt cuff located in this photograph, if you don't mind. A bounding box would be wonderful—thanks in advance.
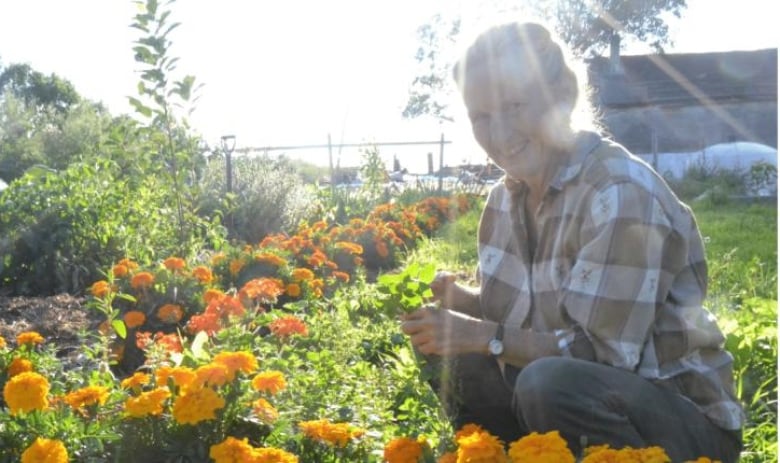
[554,326,596,361]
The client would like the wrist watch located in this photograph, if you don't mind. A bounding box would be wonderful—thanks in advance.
[488,323,504,356]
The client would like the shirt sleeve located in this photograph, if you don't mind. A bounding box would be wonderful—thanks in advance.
[557,181,689,370]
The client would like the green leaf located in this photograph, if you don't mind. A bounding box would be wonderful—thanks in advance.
[112,320,127,339]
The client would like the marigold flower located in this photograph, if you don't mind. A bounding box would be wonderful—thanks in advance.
[120,372,151,391]
[298,419,365,448]
[269,315,308,339]
[307,250,328,267]
[90,280,112,298]
[239,277,285,303]
[118,258,140,270]
[124,387,171,418]
[203,288,225,304]
[384,436,424,463]
[130,271,155,290]
[581,446,673,463]
[437,452,457,463]
[229,259,244,276]
[16,331,45,347]
[123,311,146,329]
[507,431,574,463]
[155,365,196,390]
[332,271,350,283]
[157,303,184,323]
[253,447,299,463]
[334,241,363,255]
[210,252,226,266]
[209,436,256,463]
[252,398,279,423]
[0,335,5,349]
[255,252,288,267]
[112,263,130,278]
[290,267,315,282]
[187,312,222,336]
[286,283,301,298]
[8,357,33,377]
[191,265,214,284]
[682,458,721,463]
[194,363,231,388]
[172,386,225,425]
[63,385,109,410]
[163,257,186,272]
[456,428,507,463]
[3,371,50,414]
[376,240,390,258]
[455,423,485,440]
[21,437,68,463]
[251,370,286,395]
[213,351,258,381]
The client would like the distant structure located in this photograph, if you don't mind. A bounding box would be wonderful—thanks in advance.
[588,38,777,155]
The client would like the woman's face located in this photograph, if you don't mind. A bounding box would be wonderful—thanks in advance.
[461,56,552,183]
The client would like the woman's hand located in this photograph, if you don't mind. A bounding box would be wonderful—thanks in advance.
[429,271,457,306]
[400,305,484,356]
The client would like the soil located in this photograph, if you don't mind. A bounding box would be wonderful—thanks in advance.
[0,294,98,349]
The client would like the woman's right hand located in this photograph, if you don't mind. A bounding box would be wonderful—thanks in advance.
[429,270,457,306]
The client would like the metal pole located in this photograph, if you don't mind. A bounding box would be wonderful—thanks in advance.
[438,133,445,193]
[328,133,334,191]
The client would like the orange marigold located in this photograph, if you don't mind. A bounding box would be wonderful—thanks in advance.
[255,252,288,267]
[124,387,171,418]
[163,257,187,272]
[239,277,285,303]
[384,437,424,463]
[112,263,130,278]
[253,447,299,463]
[3,371,50,414]
[191,265,214,284]
[251,370,286,395]
[172,386,225,425]
[16,331,44,347]
[437,452,457,463]
[157,304,184,323]
[194,363,231,388]
[63,385,109,410]
[21,437,68,463]
[213,351,258,381]
[298,419,365,448]
[286,283,301,298]
[8,357,33,377]
[332,271,350,283]
[290,267,315,282]
[120,372,151,391]
[130,271,155,290]
[269,315,308,339]
[229,259,244,276]
[209,437,256,463]
[507,431,574,463]
[124,310,146,329]
[155,365,196,390]
[0,335,5,349]
[90,280,112,298]
[456,428,507,463]
[187,312,222,336]
[203,288,225,304]
[334,241,363,255]
[252,398,280,423]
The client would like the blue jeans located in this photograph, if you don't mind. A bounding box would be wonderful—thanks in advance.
[427,354,741,462]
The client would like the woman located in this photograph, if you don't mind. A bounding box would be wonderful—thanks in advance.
[400,21,743,462]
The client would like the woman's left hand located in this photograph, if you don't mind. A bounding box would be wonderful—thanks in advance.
[400,306,483,356]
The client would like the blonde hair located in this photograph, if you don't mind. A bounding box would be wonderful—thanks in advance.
[453,22,600,141]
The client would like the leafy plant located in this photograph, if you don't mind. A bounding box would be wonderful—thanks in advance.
[376,262,437,316]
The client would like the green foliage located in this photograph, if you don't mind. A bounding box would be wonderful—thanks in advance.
[666,161,748,203]
[376,262,436,316]
[197,155,318,244]
[0,62,80,114]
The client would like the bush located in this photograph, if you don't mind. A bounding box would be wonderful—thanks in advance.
[197,155,318,244]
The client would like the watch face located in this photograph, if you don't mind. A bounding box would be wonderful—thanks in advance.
[488,339,504,356]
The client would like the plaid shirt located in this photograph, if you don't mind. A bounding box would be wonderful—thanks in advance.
[477,131,744,430]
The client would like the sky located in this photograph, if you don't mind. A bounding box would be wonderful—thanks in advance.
[0,0,777,173]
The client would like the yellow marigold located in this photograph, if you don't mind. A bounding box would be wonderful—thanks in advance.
[269,315,308,339]
[157,303,184,323]
[209,436,256,463]
[252,398,279,423]
[507,431,574,463]
[0,335,6,349]
[130,271,155,290]
[194,363,231,388]
[251,370,286,395]
[21,437,68,463]
[191,265,214,284]
[581,446,672,463]
[155,365,196,390]
[16,331,45,347]
[253,447,299,463]
[8,357,33,377]
[203,288,225,304]
[120,372,151,391]
[3,371,50,414]
[456,428,507,463]
[90,280,112,298]
[384,436,424,463]
[163,257,187,272]
[298,419,365,448]
[286,283,301,298]
[290,267,315,282]
[123,311,146,329]
[172,386,225,425]
[213,351,258,381]
[124,387,171,418]
[63,385,109,410]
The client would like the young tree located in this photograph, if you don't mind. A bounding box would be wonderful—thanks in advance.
[402,0,687,122]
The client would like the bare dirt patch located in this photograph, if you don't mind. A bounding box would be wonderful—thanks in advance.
[0,294,98,347]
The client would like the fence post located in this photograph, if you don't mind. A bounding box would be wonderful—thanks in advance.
[438,133,445,193]
[328,133,334,192]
